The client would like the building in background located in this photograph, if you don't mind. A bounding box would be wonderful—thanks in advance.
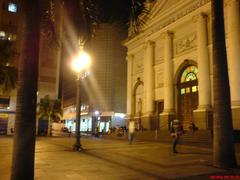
[124,0,240,133]
[0,0,61,135]
[62,24,127,133]
[0,0,19,135]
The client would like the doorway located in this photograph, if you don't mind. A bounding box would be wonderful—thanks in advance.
[177,65,199,129]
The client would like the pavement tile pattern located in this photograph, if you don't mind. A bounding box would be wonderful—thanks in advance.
[0,136,240,180]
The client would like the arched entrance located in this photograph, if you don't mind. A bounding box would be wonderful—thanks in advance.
[177,65,199,128]
[132,77,144,129]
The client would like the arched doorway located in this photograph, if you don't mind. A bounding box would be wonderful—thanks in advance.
[177,65,199,128]
[132,77,144,129]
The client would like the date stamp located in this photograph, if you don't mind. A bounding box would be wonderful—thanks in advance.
[210,175,240,179]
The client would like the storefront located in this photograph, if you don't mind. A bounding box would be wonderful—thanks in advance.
[63,105,93,133]
[0,113,8,135]
[65,116,92,132]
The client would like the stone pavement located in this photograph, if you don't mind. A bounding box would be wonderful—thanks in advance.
[0,136,240,180]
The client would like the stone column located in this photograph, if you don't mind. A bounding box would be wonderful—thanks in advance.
[193,13,212,130]
[145,40,155,114]
[126,54,134,117]
[227,0,240,129]
[163,31,174,113]
[160,31,175,130]
[142,40,155,129]
[197,13,211,109]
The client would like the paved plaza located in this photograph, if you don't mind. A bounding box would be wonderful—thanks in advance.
[0,136,240,180]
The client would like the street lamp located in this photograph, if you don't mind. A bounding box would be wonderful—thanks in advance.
[71,49,91,151]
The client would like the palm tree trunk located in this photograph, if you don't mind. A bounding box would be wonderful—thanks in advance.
[48,116,52,136]
[11,0,40,179]
[211,0,237,168]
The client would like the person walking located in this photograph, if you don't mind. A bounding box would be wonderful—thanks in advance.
[171,120,183,153]
[128,121,135,144]
[95,126,99,137]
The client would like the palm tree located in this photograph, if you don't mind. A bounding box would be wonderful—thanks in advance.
[37,95,62,136]
[211,0,237,168]
[11,0,40,179]
[0,40,17,92]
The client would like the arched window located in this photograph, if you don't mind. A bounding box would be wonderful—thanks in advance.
[180,65,198,83]
[179,65,198,95]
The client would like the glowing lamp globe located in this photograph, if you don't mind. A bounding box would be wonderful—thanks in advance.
[71,51,91,73]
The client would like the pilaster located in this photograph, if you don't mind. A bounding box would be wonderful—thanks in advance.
[163,31,174,113]
[126,54,134,117]
[144,40,155,115]
[227,0,240,107]
[193,13,212,130]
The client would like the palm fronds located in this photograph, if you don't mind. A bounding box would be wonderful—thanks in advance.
[0,40,15,65]
[0,65,17,92]
[0,40,17,92]
[97,0,149,35]
[38,95,62,122]
[40,0,150,47]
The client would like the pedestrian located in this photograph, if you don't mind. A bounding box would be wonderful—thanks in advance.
[95,126,99,137]
[69,126,72,137]
[171,120,183,153]
[128,121,135,144]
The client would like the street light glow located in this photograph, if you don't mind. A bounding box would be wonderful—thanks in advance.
[71,51,91,73]
[94,110,100,115]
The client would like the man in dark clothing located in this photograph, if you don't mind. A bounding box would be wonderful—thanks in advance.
[171,120,183,153]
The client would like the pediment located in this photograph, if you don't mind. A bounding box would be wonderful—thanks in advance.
[149,0,181,20]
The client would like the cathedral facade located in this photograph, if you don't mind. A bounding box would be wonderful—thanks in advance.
[124,0,240,131]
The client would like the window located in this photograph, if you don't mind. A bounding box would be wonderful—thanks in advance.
[180,65,198,83]
[0,31,17,41]
[192,86,198,92]
[8,3,17,13]
[186,87,190,93]
[0,31,6,39]
[0,98,10,109]
[180,88,185,95]
[185,72,197,82]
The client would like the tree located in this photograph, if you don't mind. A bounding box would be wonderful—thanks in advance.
[38,95,62,136]
[0,40,17,92]
[11,0,40,179]
[211,0,237,168]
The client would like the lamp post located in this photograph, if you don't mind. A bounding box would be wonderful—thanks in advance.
[71,49,91,151]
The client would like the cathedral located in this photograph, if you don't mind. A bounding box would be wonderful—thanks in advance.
[124,0,240,131]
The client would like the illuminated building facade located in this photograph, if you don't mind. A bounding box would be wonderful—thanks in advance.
[124,0,240,131]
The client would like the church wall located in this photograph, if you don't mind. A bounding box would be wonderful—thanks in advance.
[125,0,240,130]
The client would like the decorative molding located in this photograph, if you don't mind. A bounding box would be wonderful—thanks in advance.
[161,30,174,39]
[146,40,156,48]
[150,0,168,19]
[224,0,238,7]
[126,54,134,61]
[133,59,144,74]
[154,57,164,65]
[146,0,210,37]
[192,12,208,23]
[155,71,164,88]
[175,33,197,55]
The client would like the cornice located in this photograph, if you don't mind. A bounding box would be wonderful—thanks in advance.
[145,0,210,35]
[192,12,208,23]
[124,0,210,50]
